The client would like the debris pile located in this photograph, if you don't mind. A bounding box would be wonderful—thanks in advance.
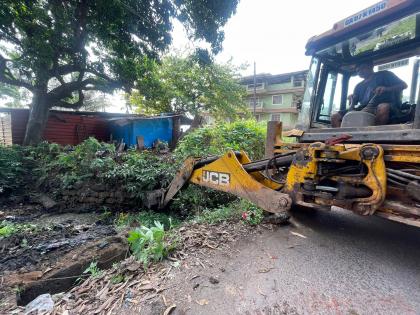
[48,221,252,314]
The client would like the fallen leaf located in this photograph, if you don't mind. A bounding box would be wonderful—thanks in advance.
[171,261,181,268]
[43,267,53,275]
[163,304,176,315]
[189,275,200,280]
[291,231,307,239]
[162,294,168,307]
[196,299,209,306]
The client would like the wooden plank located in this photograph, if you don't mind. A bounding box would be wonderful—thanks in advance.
[265,121,282,158]
[0,113,12,146]
[136,135,144,151]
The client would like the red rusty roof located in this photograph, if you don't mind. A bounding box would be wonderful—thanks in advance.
[0,108,110,145]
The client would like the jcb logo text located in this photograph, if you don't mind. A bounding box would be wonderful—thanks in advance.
[202,170,230,186]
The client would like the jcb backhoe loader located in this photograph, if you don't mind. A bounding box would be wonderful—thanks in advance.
[149,0,420,228]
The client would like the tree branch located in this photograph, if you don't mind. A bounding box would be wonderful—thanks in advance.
[0,54,34,90]
[47,77,96,102]
[53,90,85,109]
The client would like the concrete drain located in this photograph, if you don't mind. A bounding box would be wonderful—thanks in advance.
[17,236,128,306]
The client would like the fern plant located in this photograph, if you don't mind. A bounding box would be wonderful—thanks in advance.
[127,221,175,266]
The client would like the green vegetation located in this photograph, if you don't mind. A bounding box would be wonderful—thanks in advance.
[171,185,236,216]
[110,274,126,285]
[129,52,248,122]
[192,199,264,225]
[0,146,25,195]
[115,211,180,231]
[193,201,243,224]
[240,201,264,226]
[0,137,176,204]
[1,120,266,210]
[0,0,239,145]
[83,262,103,279]
[0,221,40,239]
[0,120,269,244]
[175,120,267,160]
[76,261,103,283]
[127,221,177,267]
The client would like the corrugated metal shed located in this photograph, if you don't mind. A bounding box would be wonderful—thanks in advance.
[0,108,189,147]
[109,115,176,148]
[0,108,110,145]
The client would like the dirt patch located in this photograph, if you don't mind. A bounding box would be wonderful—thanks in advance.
[0,205,121,311]
[17,235,128,306]
[36,221,256,315]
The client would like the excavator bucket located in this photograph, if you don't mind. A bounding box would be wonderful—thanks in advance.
[146,150,292,214]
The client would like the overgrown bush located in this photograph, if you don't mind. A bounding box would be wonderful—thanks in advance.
[0,138,176,204]
[170,185,235,215]
[0,146,25,195]
[175,120,266,160]
[103,150,176,201]
[192,199,264,225]
[0,120,268,217]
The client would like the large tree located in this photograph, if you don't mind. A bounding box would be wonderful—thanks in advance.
[0,0,239,145]
[129,52,248,126]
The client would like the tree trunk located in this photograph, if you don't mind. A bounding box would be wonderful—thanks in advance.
[23,90,50,146]
[170,115,181,150]
[180,114,204,139]
[190,114,204,130]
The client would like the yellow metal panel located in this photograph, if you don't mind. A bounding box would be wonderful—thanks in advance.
[190,150,291,214]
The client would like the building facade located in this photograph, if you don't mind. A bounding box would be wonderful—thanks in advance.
[241,70,308,129]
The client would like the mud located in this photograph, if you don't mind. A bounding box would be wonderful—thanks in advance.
[0,204,122,310]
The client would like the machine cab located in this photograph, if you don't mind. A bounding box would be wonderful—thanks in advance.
[297,0,420,143]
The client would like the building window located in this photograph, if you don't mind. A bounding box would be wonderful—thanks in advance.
[293,80,303,87]
[272,95,283,105]
[255,114,261,122]
[271,114,281,121]
[247,82,264,91]
[247,97,262,108]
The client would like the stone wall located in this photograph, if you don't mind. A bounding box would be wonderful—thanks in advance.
[60,182,138,209]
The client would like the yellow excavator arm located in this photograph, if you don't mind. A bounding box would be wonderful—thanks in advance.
[146,124,420,228]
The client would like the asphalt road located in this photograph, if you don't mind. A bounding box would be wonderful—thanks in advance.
[163,208,420,315]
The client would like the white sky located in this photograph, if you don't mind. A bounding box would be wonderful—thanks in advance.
[1,0,382,112]
[172,0,379,76]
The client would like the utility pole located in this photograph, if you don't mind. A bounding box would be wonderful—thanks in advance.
[253,61,257,117]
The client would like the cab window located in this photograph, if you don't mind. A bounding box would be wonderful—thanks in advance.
[315,71,344,123]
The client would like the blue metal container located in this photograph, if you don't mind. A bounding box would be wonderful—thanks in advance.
[110,116,173,148]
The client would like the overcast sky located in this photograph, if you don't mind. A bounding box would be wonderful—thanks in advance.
[1,0,382,111]
[172,0,379,76]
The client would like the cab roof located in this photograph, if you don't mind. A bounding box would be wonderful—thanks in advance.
[305,0,420,56]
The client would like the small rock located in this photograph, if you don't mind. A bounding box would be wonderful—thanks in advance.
[24,294,54,314]
[52,292,65,302]
[97,241,109,249]
[219,267,225,272]
[45,240,70,251]
[209,277,219,284]
[193,283,200,290]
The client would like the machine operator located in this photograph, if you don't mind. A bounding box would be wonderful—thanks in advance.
[331,61,408,127]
